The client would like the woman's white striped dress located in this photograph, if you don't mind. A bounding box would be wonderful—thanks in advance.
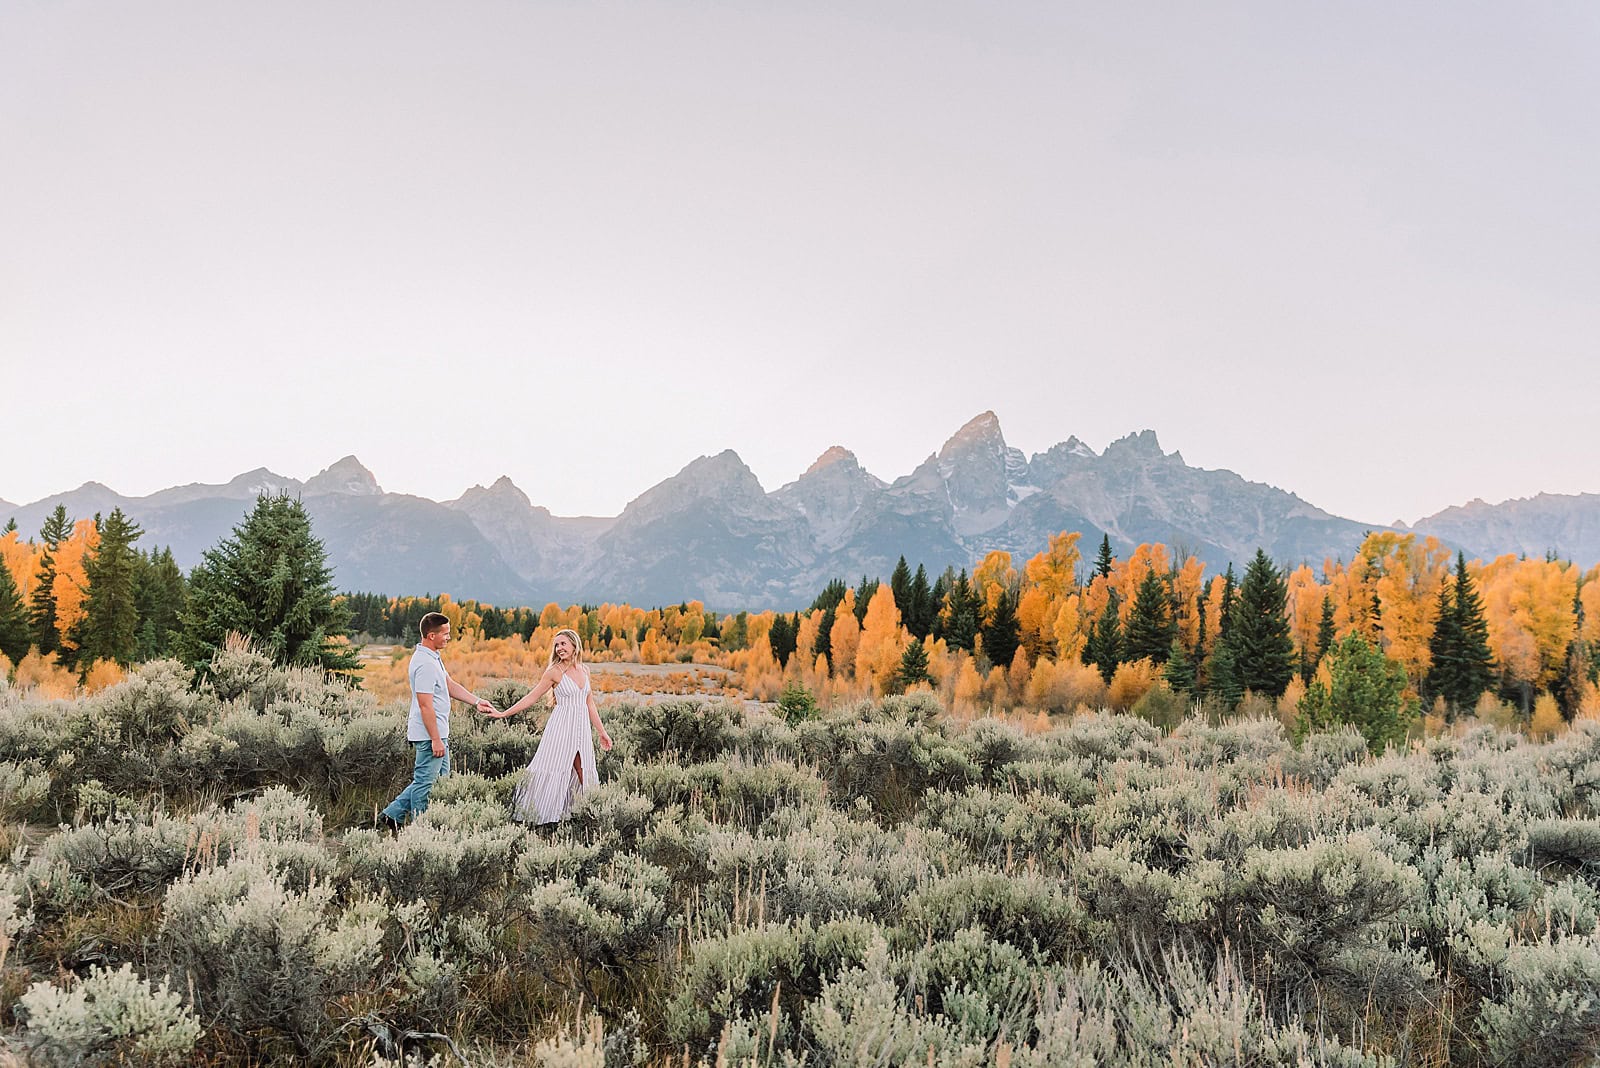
[512,668,598,824]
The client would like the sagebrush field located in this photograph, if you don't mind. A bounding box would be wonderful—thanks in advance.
[3,647,1599,1065]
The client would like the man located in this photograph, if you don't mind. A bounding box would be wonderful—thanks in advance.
[379,612,496,830]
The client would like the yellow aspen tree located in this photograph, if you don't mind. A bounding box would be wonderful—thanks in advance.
[1530,692,1565,739]
[1024,531,1082,596]
[856,584,906,695]
[1016,586,1056,660]
[1,530,42,600]
[794,610,820,669]
[1052,595,1087,663]
[1172,556,1207,652]
[829,603,860,682]
[984,665,1010,710]
[1200,574,1229,655]
[924,637,954,689]
[1479,556,1577,692]
[51,519,98,653]
[953,656,984,716]
[973,551,1018,620]
[1108,658,1158,712]
[1580,567,1600,646]
[1007,646,1031,699]
[1369,533,1450,682]
[1285,565,1325,672]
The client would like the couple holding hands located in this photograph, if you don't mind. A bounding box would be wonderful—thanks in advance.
[380,614,612,830]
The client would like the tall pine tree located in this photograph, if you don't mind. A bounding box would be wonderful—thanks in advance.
[981,588,1021,668]
[1213,550,1296,701]
[1085,592,1123,683]
[1424,551,1494,716]
[1124,568,1176,664]
[79,507,143,667]
[0,555,30,664]
[1093,535,1115,580]
[908,564,934,639]
[29,505,71,656]
[889,557,913,619]
[178,495,360,673]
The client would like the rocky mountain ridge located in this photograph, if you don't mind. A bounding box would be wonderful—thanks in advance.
[7,416,1597,609]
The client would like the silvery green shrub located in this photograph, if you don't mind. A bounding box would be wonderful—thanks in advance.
[158,855,383,1052]
[0,757,51,821]
[667,916,876,1048]
[1476,934,1600,1066]
[16,961,201,1066]
[901,869,1088,962]
[341,819,519,914]
[520,852,677,998]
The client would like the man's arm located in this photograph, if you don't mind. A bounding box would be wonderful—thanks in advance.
[446,675,496,714]
[417,692,445,758]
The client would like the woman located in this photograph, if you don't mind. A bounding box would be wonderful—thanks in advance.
[496,628,613,824]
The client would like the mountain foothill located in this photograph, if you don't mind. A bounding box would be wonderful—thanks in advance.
[7,414,1597,610]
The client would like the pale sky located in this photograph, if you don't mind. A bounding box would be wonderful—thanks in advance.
[4,2,1596,526]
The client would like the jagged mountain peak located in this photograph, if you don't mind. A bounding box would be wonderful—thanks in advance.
[454,475,533,510]
[940,411,1006,457]
[1103,429,1166,460]
[805,446,860,476]
[305,456,383,497]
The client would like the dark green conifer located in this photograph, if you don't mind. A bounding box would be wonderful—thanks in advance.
[1094,534,1115,579]
[1125,568,1176,665]
[28,505,71,656]
[889,557,912,619]
[79,507,143,667]
[0,555,29,664]
[981,588,1021,668]
[1163,636,1196,693]
[1214,549,1296,700]
[908,564,934,639]
[897,636,931,691]
[1086,592,1123,683]
[178,495,359,673]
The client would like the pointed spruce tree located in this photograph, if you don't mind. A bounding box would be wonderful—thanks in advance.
[1086,592,1123,683]
[1425,551,1494,716]
[178,494,359,674]
[908,564,934,639]
[0,557,30,665]
[981,588,1021,669]
[79,507,144,667]
[943,570,981,653]
[1093,534,1115,580]
[28,505,71,656]
[889,557,913,619]
[897,635,931,691]
[1125,568,1177,665]
[1214,549,1296,701]
[1163,636,1196,694]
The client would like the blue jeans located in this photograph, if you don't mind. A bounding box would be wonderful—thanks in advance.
[383,740,450,824]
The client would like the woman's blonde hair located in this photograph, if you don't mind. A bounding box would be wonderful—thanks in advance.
[547,628,584,668]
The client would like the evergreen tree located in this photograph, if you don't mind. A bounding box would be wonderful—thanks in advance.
[889,557,913,619]
[943,570,981,653]
[79,507,143,667]
[908,564,934,639]
[1163,636,1196,694]
[1216,563,1237,643]
[769,613,798,667]
[3,517,15,534]
[1193,594,1208,668]
[853,577,878,624]
[1424,551,1495,716]
[178,495,360,673]
[981,588,1021,668]
[810,579,848,613]
[897,636,931,691]
[1086,592,1123,683]
[1214,549,1296,700]
[1297,632,1416,752]
[0,556,30,664]
[29,505,71,656]
[814,604,835,665]
[1094,534,1115,579]
[1124,568,1176,664]
[1315,594,1337,666]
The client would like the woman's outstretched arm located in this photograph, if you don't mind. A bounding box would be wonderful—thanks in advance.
[495,666,561,719]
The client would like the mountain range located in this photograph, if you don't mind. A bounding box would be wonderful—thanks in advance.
[6,413,1597,610]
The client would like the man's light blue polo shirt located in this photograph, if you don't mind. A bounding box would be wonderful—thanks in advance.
[406,645,452,742]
